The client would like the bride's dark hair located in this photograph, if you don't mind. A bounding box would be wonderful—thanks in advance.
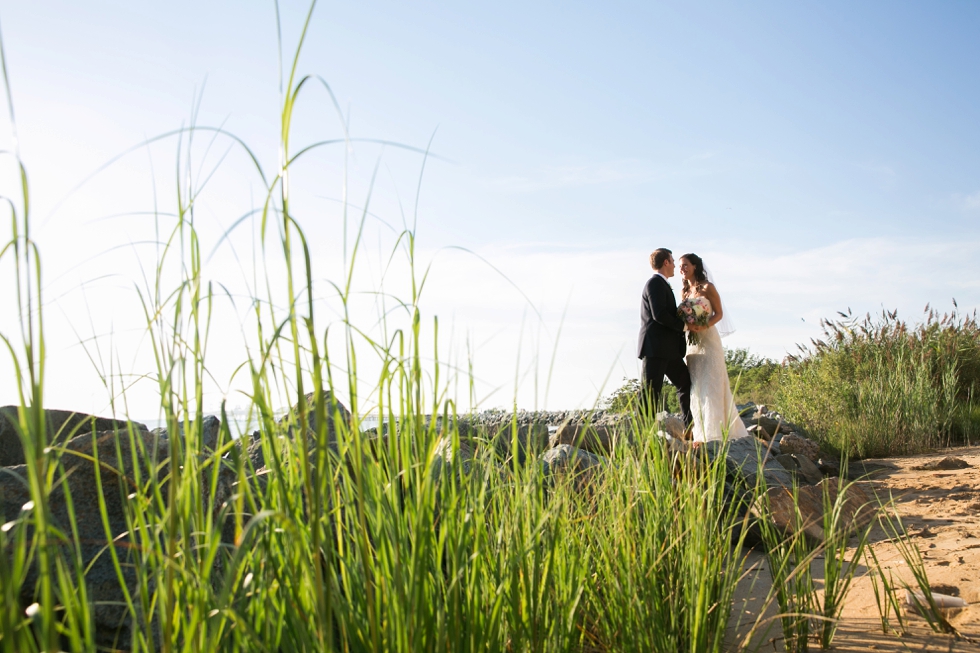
[681,253,708,297]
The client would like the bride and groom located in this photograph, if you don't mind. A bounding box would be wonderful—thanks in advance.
[637,248,749,442]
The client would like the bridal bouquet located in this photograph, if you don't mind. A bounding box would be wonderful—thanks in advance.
[678,297,711,345]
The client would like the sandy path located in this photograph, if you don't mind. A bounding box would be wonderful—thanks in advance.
[728,445,980,652]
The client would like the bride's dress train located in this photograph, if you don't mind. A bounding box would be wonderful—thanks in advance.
[685,300,750,442]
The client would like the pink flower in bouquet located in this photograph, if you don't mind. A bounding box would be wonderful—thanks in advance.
[678,297,711,345]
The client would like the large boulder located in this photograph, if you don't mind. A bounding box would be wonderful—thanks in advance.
[0,406,146,467]
[150,414,222,453]
[703,437,795,490]
[775,453,824,486]
[429,434,478,479]
[779,433,820,463]
[486,420,550,463]
[278,390,351,436]
[548,411,636,454]
[246,391,350,470]
[0,427,233,649]
[754,478,877,541]
[548,423,612,455]
[754,415,782,440]
[657,412,687,440]
[541,444,606,487]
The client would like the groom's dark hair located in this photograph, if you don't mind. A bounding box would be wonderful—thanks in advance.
[650,248,672,269]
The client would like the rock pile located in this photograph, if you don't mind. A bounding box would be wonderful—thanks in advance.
[0,398,851,645]
[0,410,233,649]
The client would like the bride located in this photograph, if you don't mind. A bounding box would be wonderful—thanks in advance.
[678,253,750,442]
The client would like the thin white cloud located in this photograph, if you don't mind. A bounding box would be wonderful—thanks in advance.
[486,159,659,192]
[684,151,717,163]
[484,149,727,194]
[11,230,978,416]
[413,236,980,409]
[957,191,980,211]
[854,161,897,188]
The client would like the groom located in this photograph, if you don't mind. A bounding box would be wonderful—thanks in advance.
[637,248,692,426]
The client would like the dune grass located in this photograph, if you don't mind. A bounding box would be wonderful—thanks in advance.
[1,5,962,652]
[0,7,767,652]
[776,308,980,458]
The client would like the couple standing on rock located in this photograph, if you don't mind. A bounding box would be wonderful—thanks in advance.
[637,248,750,442]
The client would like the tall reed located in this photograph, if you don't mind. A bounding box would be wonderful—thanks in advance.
[756,484,819,653]
[815,471,873,649]
[0,5,774,652]
[776,309,980,458]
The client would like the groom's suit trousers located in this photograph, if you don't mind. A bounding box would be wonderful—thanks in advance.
[642,356,692,425]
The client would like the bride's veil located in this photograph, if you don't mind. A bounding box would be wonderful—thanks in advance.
[703,263,736,338]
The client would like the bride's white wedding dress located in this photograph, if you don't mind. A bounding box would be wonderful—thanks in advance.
[685,296,750,442]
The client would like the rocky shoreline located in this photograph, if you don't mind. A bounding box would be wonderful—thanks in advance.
[0,396,859,648]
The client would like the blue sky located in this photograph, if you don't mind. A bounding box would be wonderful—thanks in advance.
[0,1,978,417]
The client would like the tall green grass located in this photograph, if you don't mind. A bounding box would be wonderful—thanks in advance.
[0,6,768,652]
[3,8,958,647]
[776,308,980,458]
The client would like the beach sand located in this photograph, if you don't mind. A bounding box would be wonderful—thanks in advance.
[728,445,980,652]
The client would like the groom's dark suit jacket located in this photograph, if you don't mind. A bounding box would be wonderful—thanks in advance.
[637,274,687,360]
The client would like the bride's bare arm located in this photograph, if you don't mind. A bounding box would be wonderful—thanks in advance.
[704,283,723,327]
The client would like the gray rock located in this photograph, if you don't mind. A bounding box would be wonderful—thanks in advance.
[746,424,771,440]
[778,433,820,463]
[247,390,350,470]
[703,437,794,490]
[754,478,877,541]
[793,453,825,485]
[149,415,222,453]
[777,422,796,435]
[488,420,550,463]
[775,453,818,485]
[911,456,971,471]
[0,428,232,649]
[549,422,630,455]
[0,406,146,467]
[739,405,799,438]
[657,412,687,440]
[775,453,800,472]
[756,415,781,438]
[430,435,477,479]
[541,444,605,486]
[278,390,352,435]
[818,458,840,477]
[460,408,614,431]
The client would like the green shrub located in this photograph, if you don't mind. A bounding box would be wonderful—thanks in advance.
[725,348,779,406]
[602,377,680,414]
[774,308,980,458]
